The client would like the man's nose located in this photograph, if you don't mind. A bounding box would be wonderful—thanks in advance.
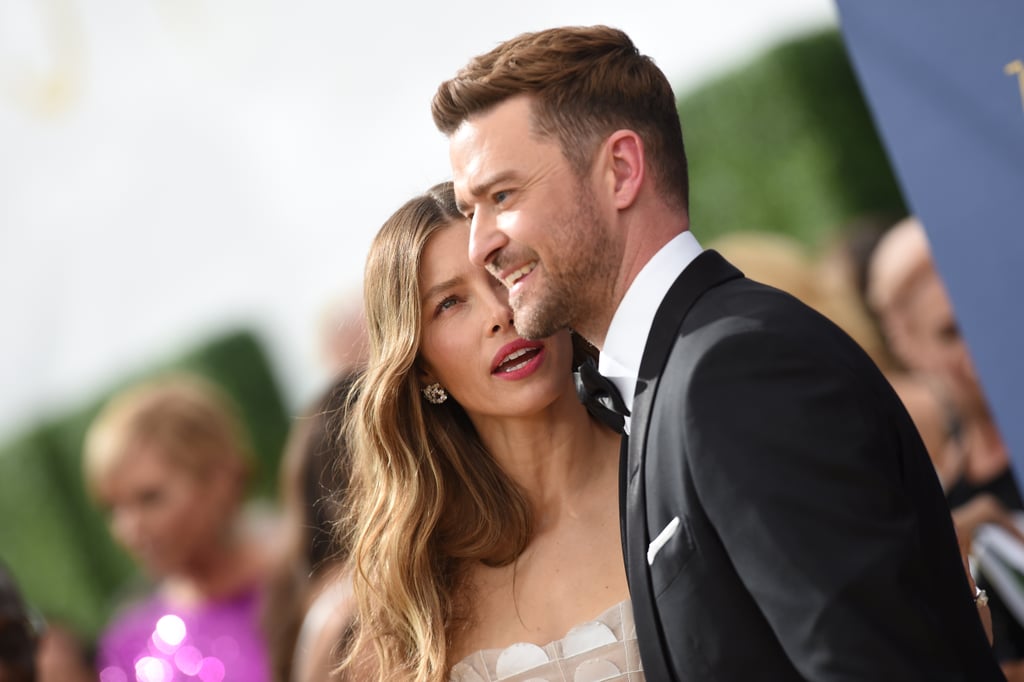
[468,210,506,269]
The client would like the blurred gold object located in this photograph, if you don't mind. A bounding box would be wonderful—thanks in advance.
[1006,59,1024,112]
[1,0,84,118]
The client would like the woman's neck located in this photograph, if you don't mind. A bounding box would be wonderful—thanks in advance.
[474,390,621,521]
[450,395,628,662]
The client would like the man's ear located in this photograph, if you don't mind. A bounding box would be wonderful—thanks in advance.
[600,130,645,210]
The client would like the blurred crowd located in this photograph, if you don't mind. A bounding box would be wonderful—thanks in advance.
[2,211,1021,681]
[0,300,368,682]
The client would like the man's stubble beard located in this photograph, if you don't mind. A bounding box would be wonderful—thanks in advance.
[512,183,617,341]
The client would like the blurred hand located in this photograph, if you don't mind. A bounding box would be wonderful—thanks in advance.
[957,547,994,646]
[951,493,1024,647]
[36,624,97,682]
[952,493,1024,558]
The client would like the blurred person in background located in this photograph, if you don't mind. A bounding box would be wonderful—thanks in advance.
[83,374,272,682]
[2,560,96,682]
[262,372,359,682]
[867,216,1024,678]
[35,620,95,682]
[337,181,633,681]
[1,559,37,682]
[815,213,904,373]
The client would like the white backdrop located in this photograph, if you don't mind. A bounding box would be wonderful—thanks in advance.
[0,0,837,437]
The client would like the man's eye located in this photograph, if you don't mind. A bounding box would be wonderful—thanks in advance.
[494,190,509,204]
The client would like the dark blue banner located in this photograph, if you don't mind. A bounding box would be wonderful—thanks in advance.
[835,1,1024,482]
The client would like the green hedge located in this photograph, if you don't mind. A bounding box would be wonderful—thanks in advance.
[0,329,289,639]
[680,29,907,246]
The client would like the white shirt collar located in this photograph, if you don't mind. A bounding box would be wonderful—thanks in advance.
[599,231,703,428]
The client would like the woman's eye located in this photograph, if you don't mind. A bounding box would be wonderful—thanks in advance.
[436,296,459,315]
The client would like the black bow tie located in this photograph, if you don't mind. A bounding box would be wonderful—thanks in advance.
[574,357,630,435]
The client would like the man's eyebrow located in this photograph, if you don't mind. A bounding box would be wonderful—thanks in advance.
[422,276,462,304]
[458,170,519,213]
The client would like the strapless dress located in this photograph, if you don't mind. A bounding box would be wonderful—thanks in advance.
[449,600,643,682]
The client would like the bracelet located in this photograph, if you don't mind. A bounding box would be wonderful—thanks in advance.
[975,586,989,608]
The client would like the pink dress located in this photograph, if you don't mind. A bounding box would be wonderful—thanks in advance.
[95,586,270,682]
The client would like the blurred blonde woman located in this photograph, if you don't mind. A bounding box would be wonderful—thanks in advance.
[83,373,272,682]
[339,182,635,681]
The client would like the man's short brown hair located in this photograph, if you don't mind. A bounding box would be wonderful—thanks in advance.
[432,25,689,211]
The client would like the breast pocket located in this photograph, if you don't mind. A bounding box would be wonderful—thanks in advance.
[648,514,696,597]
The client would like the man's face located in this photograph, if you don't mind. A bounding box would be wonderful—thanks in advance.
[449,95,619,341]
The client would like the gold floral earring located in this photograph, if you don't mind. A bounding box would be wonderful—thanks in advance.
[421,383,448,404]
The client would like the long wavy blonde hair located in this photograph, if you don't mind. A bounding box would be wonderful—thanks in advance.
[339,182,533,681]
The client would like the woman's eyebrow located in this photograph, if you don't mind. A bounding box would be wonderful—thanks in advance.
[422,276,463,304]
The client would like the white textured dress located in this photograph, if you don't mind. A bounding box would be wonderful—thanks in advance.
[449,600,644,682]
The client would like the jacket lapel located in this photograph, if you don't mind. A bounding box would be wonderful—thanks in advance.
[623,249,742,679]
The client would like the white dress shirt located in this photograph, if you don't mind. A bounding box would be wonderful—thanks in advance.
[599,231,704,434]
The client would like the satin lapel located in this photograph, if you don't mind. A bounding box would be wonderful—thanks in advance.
[624,250,742,680]
[618,434,629,557]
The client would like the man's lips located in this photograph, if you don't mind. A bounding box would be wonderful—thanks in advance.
[491,261,538,289]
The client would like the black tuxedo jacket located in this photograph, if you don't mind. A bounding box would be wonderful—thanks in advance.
[622,250,1004,681]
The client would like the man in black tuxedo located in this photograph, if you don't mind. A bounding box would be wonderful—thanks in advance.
[433,25,1002,681]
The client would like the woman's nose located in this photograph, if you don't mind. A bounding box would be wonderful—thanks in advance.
[490,318,514,334]
[112,507,142,547]
[486,291,515,335]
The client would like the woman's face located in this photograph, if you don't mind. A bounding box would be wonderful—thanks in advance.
[417,221,575,422]
[97,444,234,578]
[904,272,983,411]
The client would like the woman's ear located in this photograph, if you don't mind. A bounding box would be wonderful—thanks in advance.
[217,458,248,501]
[202,461,246,535]
[416,364,437,390]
